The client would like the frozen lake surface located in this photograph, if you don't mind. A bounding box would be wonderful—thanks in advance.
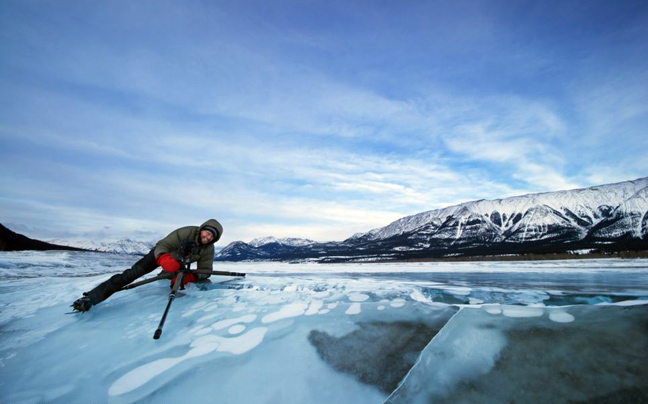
[0,252,647,403]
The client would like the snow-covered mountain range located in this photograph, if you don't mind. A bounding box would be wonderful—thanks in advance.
[46,238,155,255]
[217,236,317,261]
[215,177,648,262]
[249,236,317,248]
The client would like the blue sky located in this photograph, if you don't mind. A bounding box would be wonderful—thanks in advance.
[1,0,647,246]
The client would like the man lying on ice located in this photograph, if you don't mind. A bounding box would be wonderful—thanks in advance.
[72,219,223,312]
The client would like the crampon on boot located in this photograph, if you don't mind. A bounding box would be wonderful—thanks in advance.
[71,294,94,312]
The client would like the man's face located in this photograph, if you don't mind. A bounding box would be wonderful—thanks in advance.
[200,229,214,245]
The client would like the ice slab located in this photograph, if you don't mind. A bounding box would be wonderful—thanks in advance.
[386,304,648,404]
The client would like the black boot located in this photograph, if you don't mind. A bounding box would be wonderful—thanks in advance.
[71,293,94,312]
[74,249,158,310]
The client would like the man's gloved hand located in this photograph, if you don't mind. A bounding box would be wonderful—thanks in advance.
[157,253,180,273]
[170,272,196,287]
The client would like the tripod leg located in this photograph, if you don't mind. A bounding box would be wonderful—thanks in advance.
[153,272,185,340]
[121,273,173,291]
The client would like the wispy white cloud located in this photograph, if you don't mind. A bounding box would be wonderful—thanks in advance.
[438,94,584,191]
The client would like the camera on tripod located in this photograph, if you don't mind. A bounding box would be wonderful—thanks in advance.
[178,239,199,272]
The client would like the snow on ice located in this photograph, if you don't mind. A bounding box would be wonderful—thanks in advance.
[0,251,647,403]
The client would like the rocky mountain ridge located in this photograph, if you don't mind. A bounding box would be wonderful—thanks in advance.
[0,224,86,252]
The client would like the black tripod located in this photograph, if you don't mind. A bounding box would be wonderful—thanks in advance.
[122,241,246,340]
